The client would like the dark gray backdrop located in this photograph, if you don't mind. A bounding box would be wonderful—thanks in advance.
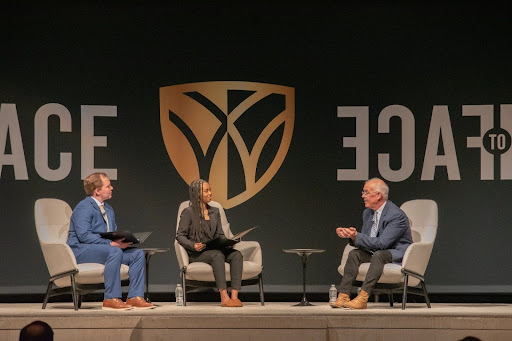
[1,3,511,295]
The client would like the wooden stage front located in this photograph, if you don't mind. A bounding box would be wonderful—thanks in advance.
[1,301,511,340]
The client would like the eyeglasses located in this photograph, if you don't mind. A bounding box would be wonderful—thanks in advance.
[361,190,379,197]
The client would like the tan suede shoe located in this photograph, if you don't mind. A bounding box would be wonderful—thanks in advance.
[230,298,243,307]
[126,297,157,309]
[331,293,350,308]
[221,299,243,307]
[102,298,133,310]
[343,290,369,309]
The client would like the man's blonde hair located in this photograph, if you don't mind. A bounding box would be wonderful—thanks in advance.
[83,172,107,196]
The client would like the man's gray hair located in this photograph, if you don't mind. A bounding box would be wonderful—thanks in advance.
[366,177,389,200]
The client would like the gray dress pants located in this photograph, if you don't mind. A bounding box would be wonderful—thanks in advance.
[188,248,243,290]
[339,248,392,295]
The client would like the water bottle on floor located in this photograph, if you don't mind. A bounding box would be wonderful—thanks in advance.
[329,284,337,305]
[175,284,184,306]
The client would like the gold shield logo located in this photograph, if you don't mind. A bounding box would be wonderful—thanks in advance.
[160,81,294,209]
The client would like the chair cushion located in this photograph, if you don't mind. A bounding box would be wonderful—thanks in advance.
[185,261,261,282]
[54,263,130,287]
[338,262,421,287]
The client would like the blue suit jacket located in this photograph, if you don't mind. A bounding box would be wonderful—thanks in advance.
[67,197,116,258]
[353,200,412,263]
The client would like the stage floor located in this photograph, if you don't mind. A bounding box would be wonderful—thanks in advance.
[2,301,511,340]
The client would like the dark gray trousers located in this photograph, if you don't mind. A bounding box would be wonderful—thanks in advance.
[339,248,392,295]
[189,248,243,290]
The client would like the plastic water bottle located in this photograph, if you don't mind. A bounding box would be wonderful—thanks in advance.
[329,284,337,305]
[175,284,184,306]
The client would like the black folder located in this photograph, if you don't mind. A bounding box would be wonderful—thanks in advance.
[205,226,257,250]
[205,236,238,250]
[100,231,152,244]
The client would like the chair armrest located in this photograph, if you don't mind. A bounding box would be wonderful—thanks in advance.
[401,242,434,276]
[40,243,78,277]
[234,241,262,266]
[174,240,189,268]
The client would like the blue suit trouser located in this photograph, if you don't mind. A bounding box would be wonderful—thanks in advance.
[75,245,145,300]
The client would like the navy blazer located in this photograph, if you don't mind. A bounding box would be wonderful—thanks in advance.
[176,205,224,253]
[354,200,412,263]
[67,196,115,258]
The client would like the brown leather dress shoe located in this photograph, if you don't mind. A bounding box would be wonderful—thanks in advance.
[126,297,157,309]
[102,298,133,310]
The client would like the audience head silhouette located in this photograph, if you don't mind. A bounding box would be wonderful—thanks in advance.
[19,320,53,341]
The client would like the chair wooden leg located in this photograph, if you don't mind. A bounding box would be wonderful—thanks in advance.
[70,274,78,311]
[420,280,431,308]
[401,274,409,310]
[42,281,53,309]
[389,292,394,307]
[258,273,265,306]
[78,294,83,309]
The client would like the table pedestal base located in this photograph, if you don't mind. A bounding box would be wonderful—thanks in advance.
[282,248,325,307]
[295,297,314,306]
[142,248,170,303]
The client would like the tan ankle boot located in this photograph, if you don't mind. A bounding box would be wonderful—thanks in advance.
[331,293,350,308]
[343,289,369,309]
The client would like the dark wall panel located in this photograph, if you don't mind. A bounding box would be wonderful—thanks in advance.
[1,3,511,294]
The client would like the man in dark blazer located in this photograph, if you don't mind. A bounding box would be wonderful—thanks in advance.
[67,172,155,310]
[332,177,412,309]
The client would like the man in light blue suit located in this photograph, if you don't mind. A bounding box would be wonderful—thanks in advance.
[333,178,412,309]
[67,172,155,310]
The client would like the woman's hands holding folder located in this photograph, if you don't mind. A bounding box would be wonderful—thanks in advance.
[194,243,206,252]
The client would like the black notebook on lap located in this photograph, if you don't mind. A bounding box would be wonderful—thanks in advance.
[205,226,257,250]
[100,231,152,245]
[205,236,238,250]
